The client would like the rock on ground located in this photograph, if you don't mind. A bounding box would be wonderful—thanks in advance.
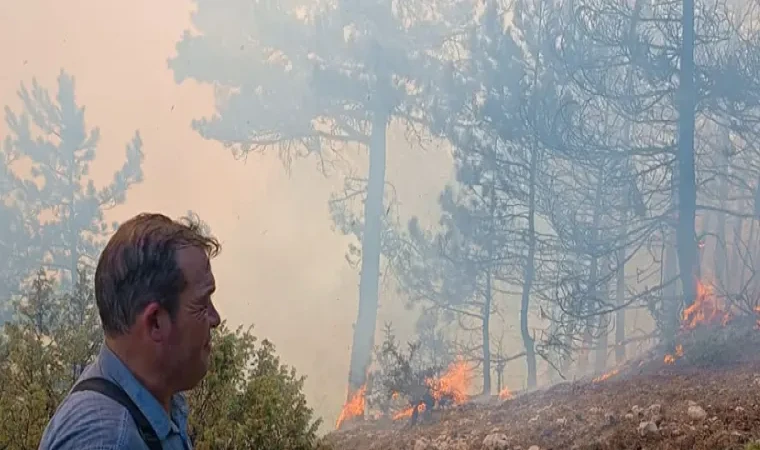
[326,363,760,450]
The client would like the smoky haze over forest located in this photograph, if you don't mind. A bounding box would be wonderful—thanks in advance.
[2,0,760,440]
[0,0,456,430]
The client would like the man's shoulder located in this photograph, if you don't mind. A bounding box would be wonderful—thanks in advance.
[38,390,139,450]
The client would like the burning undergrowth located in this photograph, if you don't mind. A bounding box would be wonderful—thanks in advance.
[335,324,473,430]
[591,279,760,385]
[327,282,760,450]
[328,362,760,450]
[333,279,760,439]
[667,281,760,367]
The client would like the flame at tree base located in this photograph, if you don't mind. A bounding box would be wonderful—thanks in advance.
[590,279,743,384]
[660,280,729,366]
[335,385,366,430]
[682,281,731,330]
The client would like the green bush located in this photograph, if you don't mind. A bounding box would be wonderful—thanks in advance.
[0,269,324,450]
[187,323,323,450]
[0,269,103,450]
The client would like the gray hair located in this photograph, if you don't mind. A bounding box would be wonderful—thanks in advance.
[94,212,221,335]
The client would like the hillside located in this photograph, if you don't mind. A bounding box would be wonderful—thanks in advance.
[325,319,760,450]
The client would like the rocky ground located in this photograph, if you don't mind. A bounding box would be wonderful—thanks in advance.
[325,321,760,450]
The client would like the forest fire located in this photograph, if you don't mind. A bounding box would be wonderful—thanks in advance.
[498,385,513,400]
[335,359,473,428]
[335,385,366,429]
[589,280,735,381]
[391,358,472,421]
[660,279,733,365]
[681,280,731,330]
[427,358,471,404]
[592,368,620,383]
[664,344,684,364]
[392,403,425,420]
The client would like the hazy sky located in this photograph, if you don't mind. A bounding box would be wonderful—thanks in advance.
[0,0,455,428]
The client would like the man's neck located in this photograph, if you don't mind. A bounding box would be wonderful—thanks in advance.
[104,338,174,412]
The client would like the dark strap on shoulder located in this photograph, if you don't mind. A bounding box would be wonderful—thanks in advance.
[72,377,163,450]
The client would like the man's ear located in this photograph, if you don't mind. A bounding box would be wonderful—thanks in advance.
[136,302,171,342]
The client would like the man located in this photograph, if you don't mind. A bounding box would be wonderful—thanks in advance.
[39,213,222,450]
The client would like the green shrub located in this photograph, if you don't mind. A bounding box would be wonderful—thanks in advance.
[0,269,102,450]
[187,323,322,450]
[0,269,323,450]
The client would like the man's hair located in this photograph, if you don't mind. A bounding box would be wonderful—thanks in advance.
[94,212,221,335]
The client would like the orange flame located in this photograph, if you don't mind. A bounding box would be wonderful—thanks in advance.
[392,402,427,420]
[664,344,683,364]
[658,280,731,365]
[592,368,620,383]
[391,358,472,421]
[335,385,366,429]
[681,280,730,329]
[393,408,411,420]
[428,358,471,404]
[498,385,513,400]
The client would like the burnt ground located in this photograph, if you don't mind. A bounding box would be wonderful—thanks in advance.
[324,321,760,450]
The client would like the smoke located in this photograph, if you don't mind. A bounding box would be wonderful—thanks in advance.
[0,0,456,431]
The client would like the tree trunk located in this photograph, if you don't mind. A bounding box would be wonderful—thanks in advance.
[676,0,698,310]
[615,245,626,363]
[520,0,546,390]
[593,307,608,373]
[521,145,538,389]
[663,144,681,343]
[578,328,592,376]
[714,131,729,290]
[613,0,643,365]
[663,232,680,342]
[482,270,492,395]
[546,303,562,383]
[730,216,743,292]
[743,220,756,290]
[346,112,388,396]
[560,327,574,377]
[591,171,607,374]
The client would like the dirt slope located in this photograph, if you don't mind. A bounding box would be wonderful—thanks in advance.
[325,325,760,450]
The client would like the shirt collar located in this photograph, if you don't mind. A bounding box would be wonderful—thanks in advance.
[95,344,189,440]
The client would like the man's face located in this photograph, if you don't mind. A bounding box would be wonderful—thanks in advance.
[165,246,221,391]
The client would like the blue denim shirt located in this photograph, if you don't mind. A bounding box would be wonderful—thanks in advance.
[38,344,192,450]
